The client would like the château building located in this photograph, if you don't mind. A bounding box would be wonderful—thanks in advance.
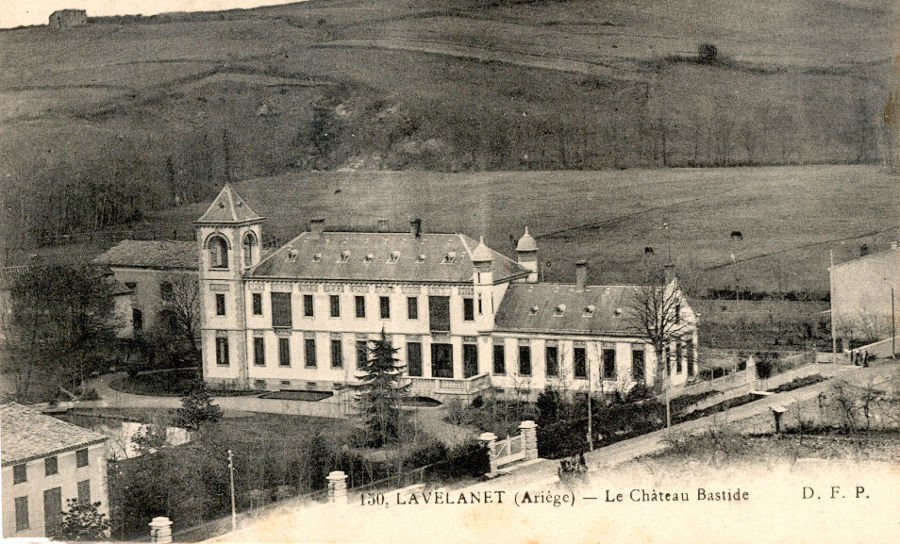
[196,184,699,402]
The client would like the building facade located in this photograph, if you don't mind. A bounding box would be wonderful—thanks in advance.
[95,240,199,337]
[829,243,899,350]
[196,185,698,401]
[1,402,109,539]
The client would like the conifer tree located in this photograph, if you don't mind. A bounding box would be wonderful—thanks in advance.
[354,329,409,447]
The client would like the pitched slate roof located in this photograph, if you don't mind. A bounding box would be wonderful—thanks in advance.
[249,232,527,283]
[0,402,107,466]
[195,184,263,225]
[94,240,198,270]
[494,283,641,336]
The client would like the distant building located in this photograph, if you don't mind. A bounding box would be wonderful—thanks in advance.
[829,242,899,350]
[1,402,109,538]
[48,9,87,30]
[94,240,198,336]
[192,184,699,402]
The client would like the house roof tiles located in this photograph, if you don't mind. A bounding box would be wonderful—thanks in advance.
[494,283,641,336]
[0,402,108,466]
[249,232,527,283]
[93,240,198,270]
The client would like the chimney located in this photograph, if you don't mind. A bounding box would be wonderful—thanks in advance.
[376,219,388,232]
[860,244,869,257]
[664,263,676,284]
[409,218,422,239]
[310,218,325,237]
[575,260,587,291]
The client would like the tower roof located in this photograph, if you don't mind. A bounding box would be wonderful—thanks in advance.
[471,236,493,263]
[516,226,538,252]
[195,184,263,225]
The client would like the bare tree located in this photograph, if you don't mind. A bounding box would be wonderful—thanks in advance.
[159,273,201,353]
[628,268,692,431]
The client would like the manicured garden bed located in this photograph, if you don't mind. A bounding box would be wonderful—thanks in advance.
[108,369,260,397]
[258,390,333,402]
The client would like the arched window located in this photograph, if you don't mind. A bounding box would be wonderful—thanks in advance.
[243,232,258,267]
[208,235,229,269]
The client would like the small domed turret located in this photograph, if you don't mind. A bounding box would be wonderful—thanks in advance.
[472,236,493,264]
[516,226,537,252]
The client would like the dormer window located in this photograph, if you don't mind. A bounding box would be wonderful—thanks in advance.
[443,251,457,264]
[416,254,426,263]
[529,305,539,315]
[312,253,322,262]
[364,253,374,263]
[583,304,596,317]
[554,304,566,316]
[286,249,299,262]
[338,250,351,263]
[388,250,400,263]
[614,307,623,316]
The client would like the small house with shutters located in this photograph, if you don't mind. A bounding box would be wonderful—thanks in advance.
[194,184,699,402]
[1,402,109,538]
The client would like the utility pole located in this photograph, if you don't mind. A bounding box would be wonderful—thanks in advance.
[891,285,897,359]
[830,250,837,362]
[227,449,236,533]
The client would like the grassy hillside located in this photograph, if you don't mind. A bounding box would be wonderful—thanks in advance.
[0,0,895,247]
[147,165,898,295]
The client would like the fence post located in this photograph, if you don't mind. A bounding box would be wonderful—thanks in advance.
[326,471,348,505]
[478,432,498,476]
[149,516,173,544]
[518,420,538,460]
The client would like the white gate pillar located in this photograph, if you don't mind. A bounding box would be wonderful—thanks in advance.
[519,420,538,460]
[479,432,498,476]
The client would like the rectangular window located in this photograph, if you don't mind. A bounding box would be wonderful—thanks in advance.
[428,296,450,332]
[15,496,28,531]
[686,339,695,377]
[407,342,422,377]
[76,448,88,468]
[132,309,143,331]
[279,338,291,367]
[160,281,173,301]
[330,295,340,318]
[304,338,317,367]
[303,294,314,317]
[493,344,505,375]
[632,348,646,382]
[215,293,226,316]
[253,337,265,366]
[518,345,531,376]
[45,456,58,476]
[407,297,418,319]
[13,463,26,484]
[43,487,62,534]
[331,339,343,368]
[545,345,559,377]
[271,292,293,328]
[357,340,369,366]
[252,293,262,315]
[431,343,453,378]
[574,347,587,379]
[463,344,478,378]
[603,348,616,379]
[355,296,366,318]
[676,342,683,373]
[379,296,390,319]
[463,298,475,321]
[77,480,90,504]
[216,337,229,365]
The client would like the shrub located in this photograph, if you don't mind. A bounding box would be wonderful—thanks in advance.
[50,499,110,541]
[80,387,100,401]
[697,43,719,63]
[624,383,654,403]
